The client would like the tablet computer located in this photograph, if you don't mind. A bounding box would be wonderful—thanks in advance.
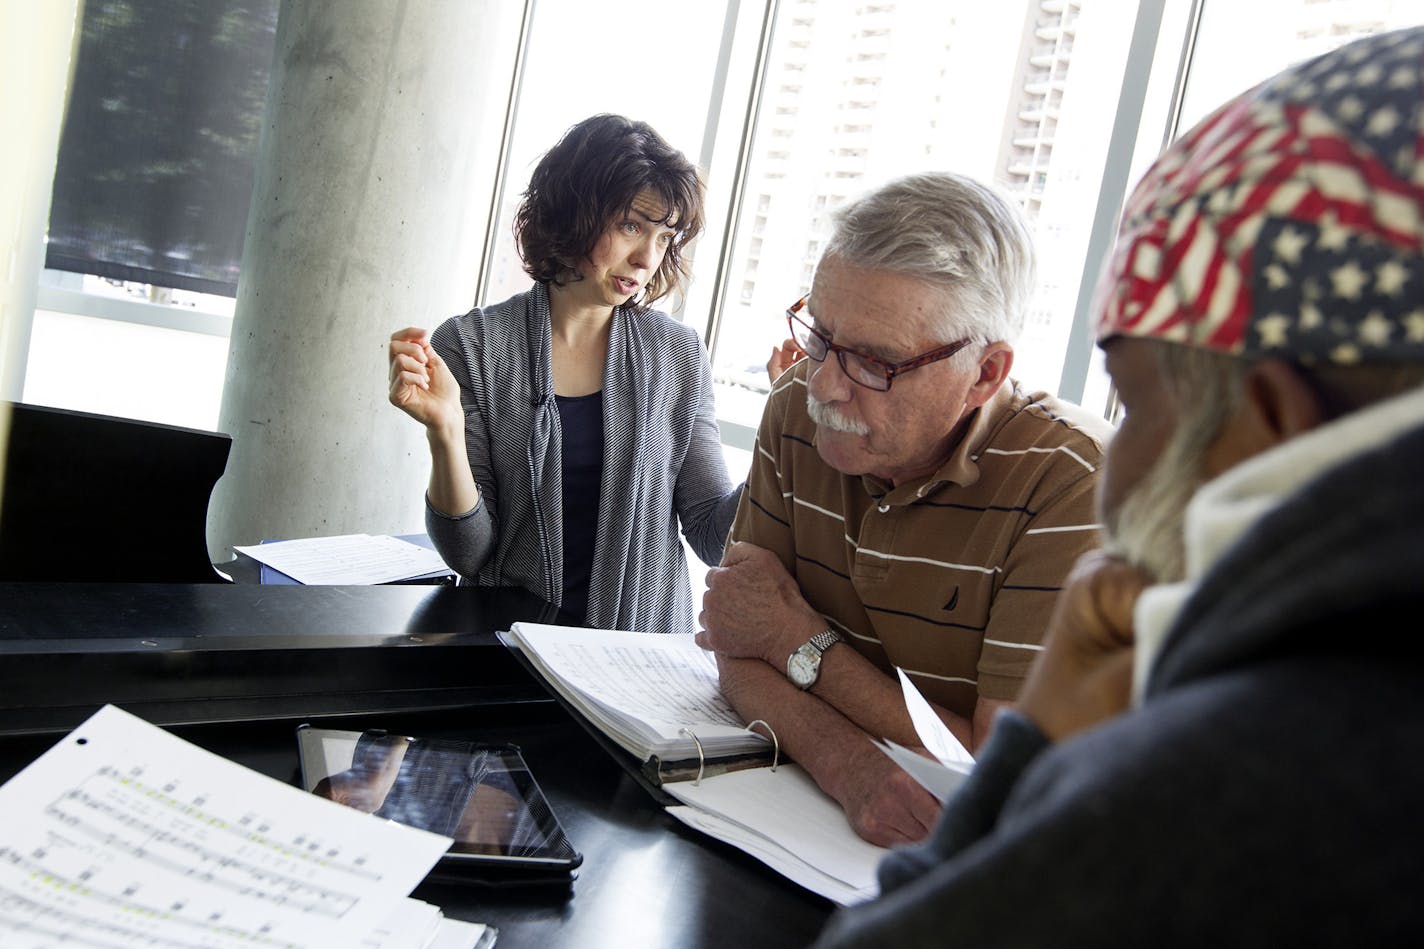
[296,725,582,884]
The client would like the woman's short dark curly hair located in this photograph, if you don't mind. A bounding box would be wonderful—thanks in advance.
[514,114,705,310]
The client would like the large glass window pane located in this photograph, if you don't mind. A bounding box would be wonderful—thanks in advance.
[479,0,752,310]
[1181,0,1424,134]
[706,0,1152,430]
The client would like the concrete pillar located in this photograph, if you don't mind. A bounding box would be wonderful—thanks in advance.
[209,0,524,558]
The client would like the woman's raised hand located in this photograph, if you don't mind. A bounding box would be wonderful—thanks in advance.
[388,327,461,432]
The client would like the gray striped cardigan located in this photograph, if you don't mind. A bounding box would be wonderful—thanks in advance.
[425,283,743,635]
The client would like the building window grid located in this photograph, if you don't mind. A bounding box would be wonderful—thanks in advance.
[1003,0,1083,208]
[59,0,1386,438]
[51,0,1411,447]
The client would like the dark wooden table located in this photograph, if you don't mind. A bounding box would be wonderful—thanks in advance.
[0,582,558,733]
[0,581,837,947]
[0,706,835,948]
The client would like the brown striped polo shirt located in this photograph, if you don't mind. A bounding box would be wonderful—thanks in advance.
[731,359,1113,720]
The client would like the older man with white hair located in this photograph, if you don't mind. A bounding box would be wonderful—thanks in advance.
[698,171,1112,846]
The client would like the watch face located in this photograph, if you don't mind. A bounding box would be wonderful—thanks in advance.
[787,645,820,688]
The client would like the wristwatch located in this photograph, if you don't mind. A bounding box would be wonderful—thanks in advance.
[786,628,845,690]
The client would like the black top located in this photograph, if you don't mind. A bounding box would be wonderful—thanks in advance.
[555,391,604,624]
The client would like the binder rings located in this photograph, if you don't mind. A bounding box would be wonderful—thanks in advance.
[498,623,776,802]
[498,623,889,904]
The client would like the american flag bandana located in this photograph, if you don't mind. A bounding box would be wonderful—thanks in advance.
[1094,27,1424,365]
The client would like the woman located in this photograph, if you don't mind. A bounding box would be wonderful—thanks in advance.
[388,114,741,635]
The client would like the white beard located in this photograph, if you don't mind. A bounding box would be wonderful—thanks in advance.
[1101,409,1220,584]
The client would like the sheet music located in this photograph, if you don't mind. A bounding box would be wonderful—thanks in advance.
[509,625,747,736]
[0,705,454,948]
[425,917,497,949]
[667,805,876,906]
[363,898,444,949]
[234,533,451,585]
[363,898,493,949]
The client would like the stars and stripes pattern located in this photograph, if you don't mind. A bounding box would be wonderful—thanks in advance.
[1095,27,1424,365]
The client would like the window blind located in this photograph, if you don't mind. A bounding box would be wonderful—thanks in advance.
[45,0,279,297]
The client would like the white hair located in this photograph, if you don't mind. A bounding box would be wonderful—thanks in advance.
[820,171,1035,346]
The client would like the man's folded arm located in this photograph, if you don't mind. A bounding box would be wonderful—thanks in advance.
[715,654,943,847]
[796,637,1011,754]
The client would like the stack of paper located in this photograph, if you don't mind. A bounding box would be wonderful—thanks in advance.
[664,764,888,905]
[0,705,495,948]
[234,533,452,585]
[660,667,978,906]
[501,623,771,763]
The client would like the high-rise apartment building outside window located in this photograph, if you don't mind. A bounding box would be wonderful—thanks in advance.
[703,1,1144,430]
[26,0,1424,435]
[700,0,1424,434]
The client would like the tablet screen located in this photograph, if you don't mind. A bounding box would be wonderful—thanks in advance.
[296,726,581,874]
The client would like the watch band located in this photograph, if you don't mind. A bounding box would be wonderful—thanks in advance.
[786,627,845,690]
[807,628,844,655]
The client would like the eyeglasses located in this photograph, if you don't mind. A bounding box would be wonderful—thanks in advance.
[786,294,973,392]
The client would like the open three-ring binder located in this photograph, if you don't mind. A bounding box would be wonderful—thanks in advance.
[497,623,777,797]
[498,623,893,905]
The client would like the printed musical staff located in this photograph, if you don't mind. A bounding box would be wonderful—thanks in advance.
[0,706,455,948]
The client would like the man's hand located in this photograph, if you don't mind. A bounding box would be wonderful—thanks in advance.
[1016,549,1149,742]
[713,654,942,847]
[829,747,943,847]
[696,541,823,665]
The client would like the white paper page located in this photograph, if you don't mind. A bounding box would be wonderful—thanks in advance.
[234,533,450,585]
[425,918,497,949]
[666,805,877,906]
[509,624,755,741]
[662,764,887,896]
[361,898,492,949]
[896,667,975,768]
[363,898,445,949]
[870,737,972,803]
[0,705,453,948]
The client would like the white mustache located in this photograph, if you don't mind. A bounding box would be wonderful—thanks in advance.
[807,395,870,436]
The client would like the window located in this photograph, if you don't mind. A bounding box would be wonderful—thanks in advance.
[701,0,1424,429]
[27,0,1424,441]
[1177,0,1424,132]
[45,0,279,297]
[479,0,754,309]
[707,1,1155,427]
